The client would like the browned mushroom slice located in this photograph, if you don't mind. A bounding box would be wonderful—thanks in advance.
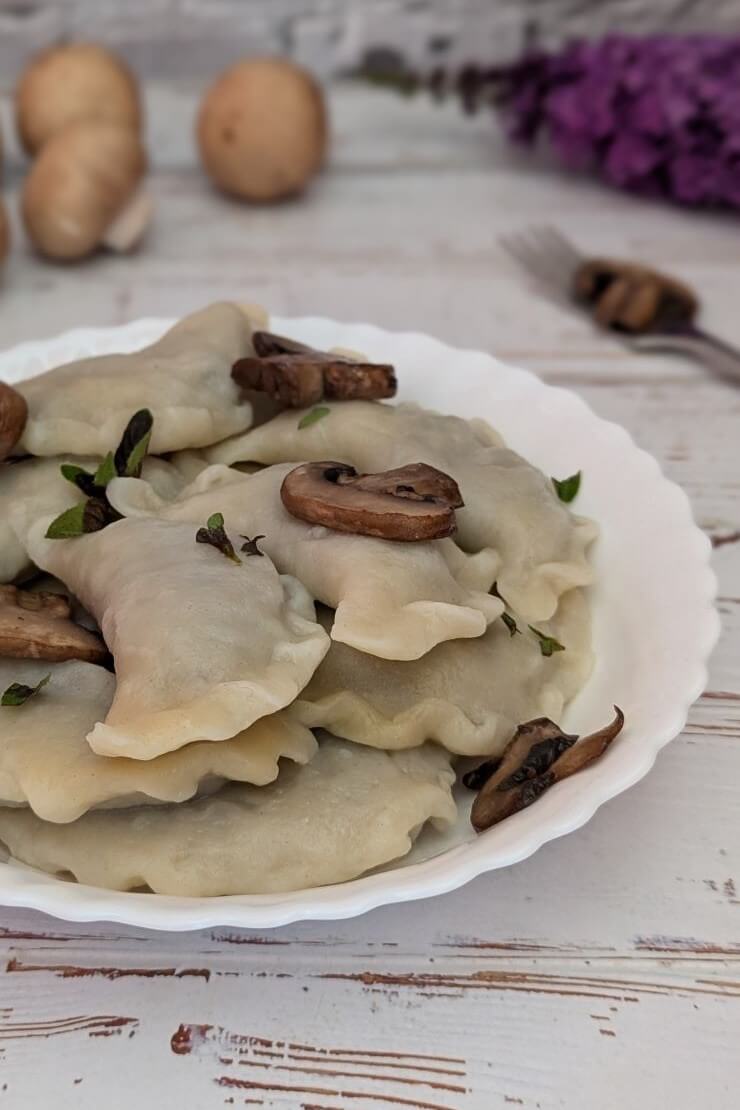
[573,258,697,333]
[232,355,325,408]
[232,330,397,406]
[0,382,29,462]
[280,461,462,542]
[0,584,108,664]
[470,708,624,831]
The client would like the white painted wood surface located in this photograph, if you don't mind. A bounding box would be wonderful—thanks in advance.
[0,0,736,78]
[0,84,738,1109]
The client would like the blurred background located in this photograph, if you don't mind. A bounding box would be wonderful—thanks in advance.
[0,0,738,361]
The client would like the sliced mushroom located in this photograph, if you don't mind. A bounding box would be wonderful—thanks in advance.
[233,355,324,408]
[0,382,28,462]
[232,330,397,406]
[469,708,624,831]
[573,258,697,333]
[0,584,108,664]
[280,461,462,541]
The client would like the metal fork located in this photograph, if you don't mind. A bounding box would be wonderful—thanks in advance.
[500,226,740,385]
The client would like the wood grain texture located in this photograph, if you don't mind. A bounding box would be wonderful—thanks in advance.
[0,0,737,82]
[0,83,737,1109]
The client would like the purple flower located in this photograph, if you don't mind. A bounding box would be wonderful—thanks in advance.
[496,34,740,209]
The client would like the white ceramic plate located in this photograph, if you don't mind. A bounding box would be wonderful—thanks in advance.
[0,316,719,930]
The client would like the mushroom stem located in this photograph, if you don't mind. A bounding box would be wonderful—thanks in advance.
[101,187,153,253]
[0,585,108,664]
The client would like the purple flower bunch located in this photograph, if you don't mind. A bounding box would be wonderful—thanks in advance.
[499,35,740,208]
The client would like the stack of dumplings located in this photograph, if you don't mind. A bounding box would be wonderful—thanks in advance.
[0,302,595,897]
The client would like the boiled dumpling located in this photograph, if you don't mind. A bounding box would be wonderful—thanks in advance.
[292,590,592,755]
[16,302,263,457]
[107,463,503,661]
[25,516,329,759]
[0,737,456,895]
[206,401,597,621]
[0,455,190,584]
[0,658,317,823]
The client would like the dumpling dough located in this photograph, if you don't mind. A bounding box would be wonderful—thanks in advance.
[0,738,457,895]
[0,455,191,584]
[207,401,598,621]
[25,516,329,759]
[16,302,263,457]
[107,463,503,661]
[292,590,593,756]
[0,659,317,823]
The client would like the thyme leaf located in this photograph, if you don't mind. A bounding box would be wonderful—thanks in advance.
[196,513,241,564]
[1,673,51,707]
[528,625,566,657]
[240,534,266,557]
[552,471,582,503]
[298,405,330,430]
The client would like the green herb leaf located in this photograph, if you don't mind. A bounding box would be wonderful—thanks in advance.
[528,626,566,657]
[298,405,330,430]
[196,513,241,565]
[2,673,50,707]
[45,496,120,539]
[93,452,117,488]
[45,503,88,539]
[501,612,520,637]
[114,409,154,478]
[552,471,582,503]
[240,534,266,557]
[60,463,92,488]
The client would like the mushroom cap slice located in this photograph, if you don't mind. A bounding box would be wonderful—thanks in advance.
[0,383,28,462]
[281,461,462,541]
[0,585,107,665]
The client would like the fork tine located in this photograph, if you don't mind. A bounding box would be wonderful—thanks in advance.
[536,226,583,270]
[500,226,585,310]
[529,226,582,278]
[517,229,571,289]
[500,233,564,293]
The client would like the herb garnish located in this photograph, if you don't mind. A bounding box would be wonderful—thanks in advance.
[48,410,153,538]
[298,405,330,430]
[552,471,582,503]
[1,672,50,707]
[196,513,241,565]
[501,612,520,637]
[240,534,266,557]
[528,625,566,657]
[114,409,153,478]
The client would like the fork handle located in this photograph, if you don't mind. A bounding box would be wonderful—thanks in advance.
[632,325,740,385]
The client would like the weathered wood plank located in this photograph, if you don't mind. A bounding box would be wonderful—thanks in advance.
[0,0,738,84]
[0,82,736,1109]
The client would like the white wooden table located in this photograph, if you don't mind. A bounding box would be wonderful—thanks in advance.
[0,84,737,1109]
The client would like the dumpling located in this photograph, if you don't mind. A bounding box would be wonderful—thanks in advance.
[0,737,457,895]
[25,516,329,759]
[16,302,263,457]
[0,455,188,584]
[292,589,593,756]
[0,658,317,823]
[206,401,597,621]
[107,463,503,661]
